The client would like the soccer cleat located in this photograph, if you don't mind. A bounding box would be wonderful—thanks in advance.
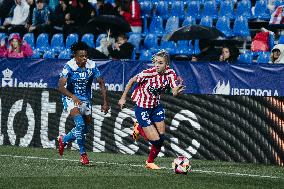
[80,153,90,165]
[132,121,140,141]
[58,135,64,157]
[145,161,161,170]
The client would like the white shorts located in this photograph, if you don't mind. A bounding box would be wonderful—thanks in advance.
[63,97,91,116]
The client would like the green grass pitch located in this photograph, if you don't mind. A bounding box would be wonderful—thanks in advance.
[0,146,283,189]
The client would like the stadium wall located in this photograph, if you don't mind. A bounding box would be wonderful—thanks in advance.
[0,88,283,166]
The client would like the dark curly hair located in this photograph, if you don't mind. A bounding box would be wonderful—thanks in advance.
[71,42,89,55]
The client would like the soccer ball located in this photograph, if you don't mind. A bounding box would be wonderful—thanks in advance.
[172,156,191,175]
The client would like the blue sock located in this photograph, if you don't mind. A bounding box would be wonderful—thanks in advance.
[63,128,76,145]
[73,115,86,155]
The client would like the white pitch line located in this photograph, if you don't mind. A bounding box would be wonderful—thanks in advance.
[0,154,281,179]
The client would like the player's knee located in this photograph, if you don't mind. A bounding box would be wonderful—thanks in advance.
[73,115,85,127]
[159,134,165,144]
[83,125,89,135]
[150,135,165,148]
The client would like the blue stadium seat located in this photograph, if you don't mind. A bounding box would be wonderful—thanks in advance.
[128,33,142,50]
[140,0,153,17]
[176,40,193,55]
[81,33,95,48]
[149,16,164,35]
[65,33,79,50]
[23,33,35,49]
[164,16,179,34]
[0,32,6,40]
[43,50,56,59]
[272,0,282,8]
[182,16,196,27]
[170,1,185,18]
[95,34,107,47]
[219,0,235,19]
[143,34,158,50]
[233,16,250,37]
[131,48,136,60]
[238,52,253,64]
[269,33,275,50]
[160,35,176,54]
[142,16,148,34]
[215,0,221,5]
[159,40,176,54]
[202,1,218,19]
[256,52,270,64]
[58,49,71,59]
[154,1,169,19]
[35,33,50,52]
[51,33,64,53]
[193,40,200,55]
[216,16,233,37]
[30,49,41,58]
[200,16,213,27]
[278,35,284,44]
[139,50,153,61]
[236,0,252,19]
[254,0,270,20]
[186,1,200,19]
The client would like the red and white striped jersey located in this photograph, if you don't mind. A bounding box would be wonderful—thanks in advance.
[131,67,178,108]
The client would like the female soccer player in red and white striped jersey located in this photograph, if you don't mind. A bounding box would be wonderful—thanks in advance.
[118,50,185,169]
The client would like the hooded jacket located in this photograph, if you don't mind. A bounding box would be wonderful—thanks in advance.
[0,34,33,58]
[270,44,284,64]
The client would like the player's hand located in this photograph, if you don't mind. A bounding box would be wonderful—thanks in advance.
[71,95,81,106]
[101,102,109,115]
[118,98,126,109]
[176,83,185,94]
[173,78,185,96]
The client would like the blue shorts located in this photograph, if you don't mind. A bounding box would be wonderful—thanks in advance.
[134,104,165,127]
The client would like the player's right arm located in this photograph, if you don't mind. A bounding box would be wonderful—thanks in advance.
[118,75,138,109]
[58,77,81,105]
[58,66,81,105]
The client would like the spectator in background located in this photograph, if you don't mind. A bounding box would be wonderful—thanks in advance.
[29,0,51,35]
[191,40,219,62]
[96,34,115,57]
[96,0,118,15]
[73,0,96,34]
[269,44,284,64]
[0,33,33,58]
[0,0,15,22]
[0,0,30,36]
[50,0,73,34]
[25,0,36,32]
[108,33,134,59]
[219,44,240,62]
[119,0,142,33]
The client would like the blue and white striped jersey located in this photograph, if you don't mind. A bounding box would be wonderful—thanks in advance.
[60,58,101,101]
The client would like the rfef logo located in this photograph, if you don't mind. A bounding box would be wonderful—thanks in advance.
[2,68,14,87]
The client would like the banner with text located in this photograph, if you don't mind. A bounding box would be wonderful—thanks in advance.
[1,58,284,96]
[0,88,283,166]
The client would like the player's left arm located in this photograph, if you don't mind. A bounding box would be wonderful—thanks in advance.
[168,71,185,97]
[172,80,185,96]
[97,76,109,114]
